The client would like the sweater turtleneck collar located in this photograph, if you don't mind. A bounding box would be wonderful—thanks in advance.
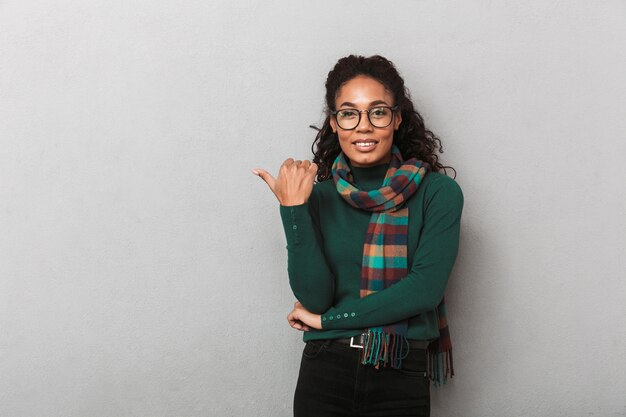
[349,162,389,191]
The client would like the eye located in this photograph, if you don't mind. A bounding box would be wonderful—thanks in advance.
[337,109,358,119]
[370,107,389,118]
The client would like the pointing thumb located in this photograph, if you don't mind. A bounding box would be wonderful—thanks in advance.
[252,168,276,192]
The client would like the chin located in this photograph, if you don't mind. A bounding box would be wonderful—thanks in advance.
[347,152,391,168]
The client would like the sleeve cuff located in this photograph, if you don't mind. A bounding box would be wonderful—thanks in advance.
[321,308,360,330]
[279,203,315,246]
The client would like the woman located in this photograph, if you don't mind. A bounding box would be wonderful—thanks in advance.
[253,55,463,417]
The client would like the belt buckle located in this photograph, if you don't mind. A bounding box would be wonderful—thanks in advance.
[349,335,364,349]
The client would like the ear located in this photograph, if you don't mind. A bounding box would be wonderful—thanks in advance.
[329,115,338,133]
[394,109,402,130]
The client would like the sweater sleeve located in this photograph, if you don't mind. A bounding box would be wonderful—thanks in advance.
[320,176,463,330]
[279,188,335,314]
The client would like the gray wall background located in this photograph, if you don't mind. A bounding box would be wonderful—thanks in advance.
[2,1,625,416]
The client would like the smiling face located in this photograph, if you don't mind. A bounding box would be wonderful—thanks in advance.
[330,75,402,168]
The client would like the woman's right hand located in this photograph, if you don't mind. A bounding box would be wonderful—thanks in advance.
[253,159,318,206]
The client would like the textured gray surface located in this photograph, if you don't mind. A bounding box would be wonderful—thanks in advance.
[1,1,625,416]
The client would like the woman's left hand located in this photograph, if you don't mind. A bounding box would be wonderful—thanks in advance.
[287,301,322,331]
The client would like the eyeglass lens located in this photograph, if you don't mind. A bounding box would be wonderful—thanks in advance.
[335,107,394,130]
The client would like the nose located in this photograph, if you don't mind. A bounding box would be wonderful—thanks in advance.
[355,110,374,132]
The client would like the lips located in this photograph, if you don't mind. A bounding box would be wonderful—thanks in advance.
[352,139,379,150]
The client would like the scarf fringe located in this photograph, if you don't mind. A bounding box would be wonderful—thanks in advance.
[427,346,454,386]
[360,330,455,387]
[360,330,409,369]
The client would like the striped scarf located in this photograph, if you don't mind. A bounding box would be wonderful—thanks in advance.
[332,145,454,385]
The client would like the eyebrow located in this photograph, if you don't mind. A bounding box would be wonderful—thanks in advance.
[338,100,390,108]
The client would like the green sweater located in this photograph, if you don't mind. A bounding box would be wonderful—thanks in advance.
[279,163,463,342]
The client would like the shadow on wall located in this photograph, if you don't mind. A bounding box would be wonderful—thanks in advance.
[430,204,508,416]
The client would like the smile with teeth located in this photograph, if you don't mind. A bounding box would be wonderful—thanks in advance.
[354,140,378,148]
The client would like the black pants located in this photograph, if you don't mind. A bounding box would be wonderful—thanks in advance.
[294,339,430,417]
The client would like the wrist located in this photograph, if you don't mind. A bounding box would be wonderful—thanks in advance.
[279,198,307,206]
[312,314,322,330]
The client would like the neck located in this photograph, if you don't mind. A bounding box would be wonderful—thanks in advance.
[350,162,389,191]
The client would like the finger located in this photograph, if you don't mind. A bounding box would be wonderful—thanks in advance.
[252,168,276,191]
[287,311,301,329]
[290,320,303,330]
[308,162,318,175]
[281,158,295,168]
[290,320,309,331]
[289,315,310,332]
[300,160,311,169]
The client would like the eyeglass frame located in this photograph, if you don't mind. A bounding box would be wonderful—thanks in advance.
[331,105,400,130]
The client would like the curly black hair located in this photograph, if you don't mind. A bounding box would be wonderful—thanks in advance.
[311,54,454,182]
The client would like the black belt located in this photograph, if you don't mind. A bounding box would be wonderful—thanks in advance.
[331,334,430,350]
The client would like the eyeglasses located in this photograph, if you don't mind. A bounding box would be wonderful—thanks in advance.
[331,105,399,130]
